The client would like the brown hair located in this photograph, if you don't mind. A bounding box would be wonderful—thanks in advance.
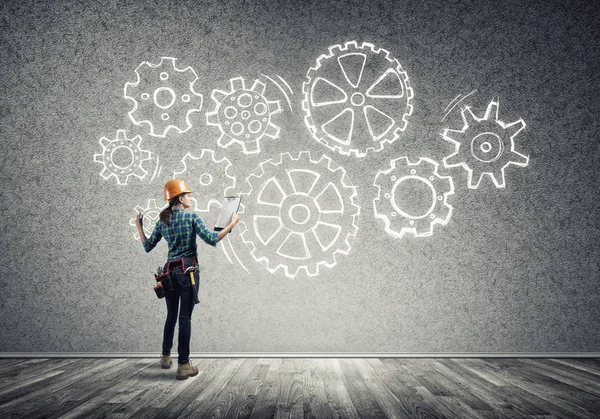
[159,195,183,226]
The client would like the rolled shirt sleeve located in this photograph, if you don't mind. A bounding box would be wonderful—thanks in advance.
[143,221,163,253]
[193,214,219,247]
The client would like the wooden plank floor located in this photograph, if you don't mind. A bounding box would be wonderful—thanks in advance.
[0,358,599,418]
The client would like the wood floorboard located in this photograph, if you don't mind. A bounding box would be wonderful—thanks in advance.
[362,358,447,419]
[519,359,600,395]
[480,359,600,419]
[338,358,388,418]
[249,358,281,419]
[550,359,600,377]
[434,359,549,418]
[367,358,447,418]
[0,358,599,419]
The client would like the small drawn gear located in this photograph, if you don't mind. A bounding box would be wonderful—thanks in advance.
[124,57,203,138]
[238,151,360,278]
[302,41,414,157]
[129,199,167,241]
[206,77,282,154]
[442,99,529,188]
[93,130,152,185]
[373,157,454,238]
[172,149,236,212]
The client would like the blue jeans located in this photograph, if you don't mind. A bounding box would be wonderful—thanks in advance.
[161,266,199,364]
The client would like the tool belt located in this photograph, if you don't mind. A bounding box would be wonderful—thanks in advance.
[153,256,198,299]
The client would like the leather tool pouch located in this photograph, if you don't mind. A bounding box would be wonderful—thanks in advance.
[154,271,174,298]
[154,282,165,299]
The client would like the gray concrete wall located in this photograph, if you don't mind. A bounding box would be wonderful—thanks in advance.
[0,0,598,353]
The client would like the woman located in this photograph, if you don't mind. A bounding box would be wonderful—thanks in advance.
[135,178,240,380]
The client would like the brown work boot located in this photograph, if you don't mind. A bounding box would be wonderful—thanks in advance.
[176,360,199,380]
[160,355,172,369]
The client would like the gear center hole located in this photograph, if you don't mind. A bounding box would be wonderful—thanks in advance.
[199,173,212,186]
[153,87,176,110]
[350,92,366,106]
[111,146,135,170]
[289,204,311,225]
[471,132,503,163]
[392,176,436,219]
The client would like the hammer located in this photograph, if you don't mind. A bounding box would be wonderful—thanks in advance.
[185,266,200,305]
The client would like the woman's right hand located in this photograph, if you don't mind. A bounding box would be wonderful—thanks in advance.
[231,212,240,226]
[136,211,144,228]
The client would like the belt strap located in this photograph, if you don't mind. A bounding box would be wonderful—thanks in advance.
[166,256,198,272]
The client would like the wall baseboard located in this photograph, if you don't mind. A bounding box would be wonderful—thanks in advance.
[1,352,599,358]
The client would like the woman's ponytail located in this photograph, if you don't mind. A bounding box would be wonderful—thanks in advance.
[159,196,181,226]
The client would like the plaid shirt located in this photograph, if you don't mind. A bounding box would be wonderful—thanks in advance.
[143,208,219,260]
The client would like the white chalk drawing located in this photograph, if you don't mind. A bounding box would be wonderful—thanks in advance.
[93,129,152,185]
[221,235,251,274]
[441,89,477,122]
[129,199,167,240]
[206,77,282,154]
[373,157,454,238]
[261,74,294,113]
[124,57,203,138]
[302,41,414,157]
[442,99,529,189]
[148,154,163,184]
[238,151,360,278]
[172,149,236,212]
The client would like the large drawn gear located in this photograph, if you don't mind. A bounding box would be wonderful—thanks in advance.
[124,57,203,138]
[172,149,236,212]
[238,151,360,278]
[442,99,529,189]
[206,77,282,154]
[374,157,454,238]
[129,199,167,241]
[302,41,414,158]
[93,130,152,185]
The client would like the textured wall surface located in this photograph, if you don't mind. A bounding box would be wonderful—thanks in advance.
[0,0,598,353]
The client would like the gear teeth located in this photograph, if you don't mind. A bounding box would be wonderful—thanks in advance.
[469,171,488,189]
[230,77,245,91]
[241,140,260,154]
[173,149,236,212]
[240,151,359,278]
[218,133,236,148]
[441,99,530,189]
[510,152,529,166]
[442,151,464,168]
[206,111,220,126]
[94,130,151,186]
[115,130,126,141]
[373,157,454,238]
[100,167,111,180]
[461,106,479,127]
[124,58,203,137]
[129,198,167,241]
[251,80,267,95]
[485,100,500,121]
[207,76,282,154]
[503,118,525,139]
[263,122,280,139]
[211,89,228,103]
[303,41,413,157]
[133,166,147,179]
[267,100,282,115]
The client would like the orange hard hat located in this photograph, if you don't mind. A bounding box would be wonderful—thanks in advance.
[164,178,193,201]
